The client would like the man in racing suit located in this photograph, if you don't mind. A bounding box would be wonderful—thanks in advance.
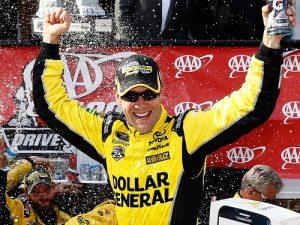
[0,157,71,225]
[32,4,296,225]
[0,155,117,225]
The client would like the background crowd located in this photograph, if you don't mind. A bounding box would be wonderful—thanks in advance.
[0,0,299,42]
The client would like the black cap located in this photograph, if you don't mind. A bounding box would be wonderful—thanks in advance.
[116,54,161,96]
[24,168,52,193]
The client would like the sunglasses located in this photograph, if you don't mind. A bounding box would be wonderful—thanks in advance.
[121,90,159,102]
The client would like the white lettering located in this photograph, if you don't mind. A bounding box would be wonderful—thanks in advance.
[175,54,213,78]
[228,55,251,78]
[283,54,300,78]
[281,147,300,169]
[282,101,300,124]
[227,146,266,166]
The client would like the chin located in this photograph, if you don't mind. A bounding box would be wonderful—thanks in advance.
[137,126,151,134]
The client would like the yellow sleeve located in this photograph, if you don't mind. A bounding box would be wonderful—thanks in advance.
[5,195,25,224]
[183,55,280,154]
[33,55,106,161]
[6,159,33,191]
[66,201,117,225]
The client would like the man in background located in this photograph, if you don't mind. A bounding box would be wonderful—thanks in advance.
[0,154,81,224]
[114,0,190,40]
[235,164,283,203]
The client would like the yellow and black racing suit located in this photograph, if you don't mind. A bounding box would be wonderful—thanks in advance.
[66,200,117,225]
[33,42,283,225]
[0,159,70,225]
[0,160,116,224]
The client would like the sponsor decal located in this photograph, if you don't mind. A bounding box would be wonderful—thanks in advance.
[1,127,72,154]
[174,101,214,115]
[174,54,213,78]
[122,61,153,76]
[283,54,300,78]
[227,146,266,166]
[282,101,300,124]
[148,130,169,151]
[281,147,300,169]
[148,143,170,151]
[97,208,111,216]
[112,146,125,161]
[146,152,170,164]
[113,131,130,146]
[104,114,113,134]
[115,131,129,142]
[149,130,168,145]
[112,172,173,207]
[228,55,251,78]
[76,216,90,225]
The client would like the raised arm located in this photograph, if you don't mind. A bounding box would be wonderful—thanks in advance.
[180,1,296,177]
[32,9,106,163]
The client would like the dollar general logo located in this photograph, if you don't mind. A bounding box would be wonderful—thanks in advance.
[228,55,251,78]
[227,146,266,166]
[122,61,152,76]
[281,147,300,169]
[282,101,300,124]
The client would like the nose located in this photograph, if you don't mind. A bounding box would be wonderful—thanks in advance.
[134,96,145,107]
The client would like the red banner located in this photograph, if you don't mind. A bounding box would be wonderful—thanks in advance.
[0,45,299,179]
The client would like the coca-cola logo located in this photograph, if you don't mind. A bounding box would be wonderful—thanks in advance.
[174,54,213,78]
[282,101,300,124]
[228,55,251,78]
[281,147,300,169]
[227,146,266,166]
[174,101,213,115]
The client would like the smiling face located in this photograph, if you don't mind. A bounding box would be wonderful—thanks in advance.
[116,86,162,134]
[26,183,55,211]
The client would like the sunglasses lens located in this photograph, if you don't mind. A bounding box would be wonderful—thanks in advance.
[142,90,159,101]
[121,90,159,102]
[121,92,139,102]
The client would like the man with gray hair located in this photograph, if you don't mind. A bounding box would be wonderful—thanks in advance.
[235,164,283,203]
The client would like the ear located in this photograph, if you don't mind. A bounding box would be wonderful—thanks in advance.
[115,93,122,105]
[24,190,30,199]
[248,187,256,196]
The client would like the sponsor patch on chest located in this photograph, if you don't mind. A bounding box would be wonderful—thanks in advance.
[146,151,170,164]
[112,146,125,161]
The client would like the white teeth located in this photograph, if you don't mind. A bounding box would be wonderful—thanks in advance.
[135,112,149,117]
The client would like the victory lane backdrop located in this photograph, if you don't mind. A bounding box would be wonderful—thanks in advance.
[0,45,300,180]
